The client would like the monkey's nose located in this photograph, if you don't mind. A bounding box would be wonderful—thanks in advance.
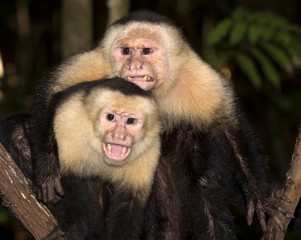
[111,132,127,142]
[127,60,144,71]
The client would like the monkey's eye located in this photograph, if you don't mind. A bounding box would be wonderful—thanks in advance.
[122,47,132,55]
[142,48,151,55]
[126,118,137,125]
[106,114,116,122]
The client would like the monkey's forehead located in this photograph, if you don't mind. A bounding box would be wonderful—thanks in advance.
[101,21,182,50]
[111,10,175,26]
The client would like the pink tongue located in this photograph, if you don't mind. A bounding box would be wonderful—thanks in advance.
[111,144,124,156]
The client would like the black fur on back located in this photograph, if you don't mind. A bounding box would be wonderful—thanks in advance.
[50,77,152,115]
[96,77,152,98]
[60,77,150,102]
[112,10,176,27]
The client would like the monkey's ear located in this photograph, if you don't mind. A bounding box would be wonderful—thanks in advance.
[0,112,33,178]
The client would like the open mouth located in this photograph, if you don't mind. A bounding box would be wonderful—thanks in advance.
[125,75,154,82]
[103,143,131,162]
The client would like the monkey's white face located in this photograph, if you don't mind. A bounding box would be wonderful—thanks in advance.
[99,107,144,165]
[112,36,169,90]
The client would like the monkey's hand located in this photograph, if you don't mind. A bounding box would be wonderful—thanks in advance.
[43,224,81,240]
[35,168,64,204]
[43,226,65,240]
[246,189,293,232]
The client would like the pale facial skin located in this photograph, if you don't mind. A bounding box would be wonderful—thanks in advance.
[100,107,144,165]
[113,37,169,90]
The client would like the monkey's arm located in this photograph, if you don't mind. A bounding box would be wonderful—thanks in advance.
[0,112,33,179]
[30,51,109,204]
[182,53,290,230]
[30,74,64,203]
[223,110,292,231]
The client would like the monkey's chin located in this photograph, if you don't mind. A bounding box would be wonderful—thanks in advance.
[103,142,131,163]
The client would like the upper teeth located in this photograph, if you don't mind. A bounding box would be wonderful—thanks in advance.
[126,76,151,81]
[121,147,126,155]
[107,144,127,157]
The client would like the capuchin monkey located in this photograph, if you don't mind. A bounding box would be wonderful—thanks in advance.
[29,10,290,233]
[40,77,162,239]
[0,78,239,239]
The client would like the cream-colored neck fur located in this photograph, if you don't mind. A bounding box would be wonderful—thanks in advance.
[155,50,235,130]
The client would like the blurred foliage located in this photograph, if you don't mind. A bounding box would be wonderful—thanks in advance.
[208,7,301,90]
[206,7,301,186]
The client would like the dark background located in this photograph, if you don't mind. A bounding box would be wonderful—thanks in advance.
[0,0,300,239]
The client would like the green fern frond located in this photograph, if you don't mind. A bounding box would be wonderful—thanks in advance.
[208,7,301,89]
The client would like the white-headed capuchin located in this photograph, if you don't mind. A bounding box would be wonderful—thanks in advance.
[37,77,162,239]
[0,78,239,239]
[29,10,290,233]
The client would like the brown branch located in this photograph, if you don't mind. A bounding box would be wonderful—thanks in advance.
[0,143,58,240]
[263,123,301,240]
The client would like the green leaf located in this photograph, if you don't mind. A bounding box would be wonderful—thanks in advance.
[260,43,292,73]
[208,18,232,44]
[231,7,249,20]
[288,40,301,57]
[236,52,262,88]
[248,25,263,44]
[208,50,233,69]
[0,211,9,223]
[288,24,301,36]
[274,32,292,47]
[261,27,274,42]
[249,48,281,89]
[229,21,247,45]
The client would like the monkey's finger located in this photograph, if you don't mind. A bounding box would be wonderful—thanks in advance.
[46,179,55,203]
[246,200,255,226]
[274,191,292,203]
[49,195,61,204]
[54,177,64,197]
[258,210,267,232]
[275,205,294,219]
[269,211,285,233]
[42,182,49,203]
[0,191,11,207]
[35,188,42,201]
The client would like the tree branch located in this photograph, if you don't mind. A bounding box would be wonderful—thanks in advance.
[263,123,301,240]
[0,143,57,240]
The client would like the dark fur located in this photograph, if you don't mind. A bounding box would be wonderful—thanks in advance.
[0,112,33,179]
[51,77,152,111]
[112,10,175,26]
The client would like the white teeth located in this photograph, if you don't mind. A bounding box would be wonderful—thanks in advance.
[121,147,127,157]
[126,76,151,81]
[107,144,127,157]
[108,144,112,155]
